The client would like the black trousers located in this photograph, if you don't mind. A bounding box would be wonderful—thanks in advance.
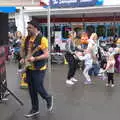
[107,73,114,84]
[65,52,78,80]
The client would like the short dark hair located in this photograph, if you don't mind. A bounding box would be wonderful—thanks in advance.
[27,20,40,30]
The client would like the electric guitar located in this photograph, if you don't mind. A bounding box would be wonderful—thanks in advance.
[23,45,41,71]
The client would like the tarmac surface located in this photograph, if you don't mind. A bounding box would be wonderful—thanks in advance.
[0,62,120,120]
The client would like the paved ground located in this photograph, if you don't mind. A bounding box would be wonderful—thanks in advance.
[0,62,120,120]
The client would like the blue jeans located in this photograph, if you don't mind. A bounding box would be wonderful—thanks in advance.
[26,69,51,111]
[88,63,100,76]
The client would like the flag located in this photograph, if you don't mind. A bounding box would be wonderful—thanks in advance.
[40,0,49,6]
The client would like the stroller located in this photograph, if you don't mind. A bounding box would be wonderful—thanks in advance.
[13,47,21,62]
[51,52,64,64]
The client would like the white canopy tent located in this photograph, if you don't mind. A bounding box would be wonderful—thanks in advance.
[23,5,120,18]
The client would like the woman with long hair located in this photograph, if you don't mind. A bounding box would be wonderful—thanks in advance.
[65,31,78,85]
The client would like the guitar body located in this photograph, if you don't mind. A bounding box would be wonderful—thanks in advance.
[21,33,43,71]
[22,46,40,71]
[24,55,32,68]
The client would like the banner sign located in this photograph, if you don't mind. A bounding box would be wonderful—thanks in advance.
[50,0,103,8]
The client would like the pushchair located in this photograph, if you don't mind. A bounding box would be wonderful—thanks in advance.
[51,52,64,64]
[13,47,21,62]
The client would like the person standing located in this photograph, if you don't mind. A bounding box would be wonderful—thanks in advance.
[87,33,100,76]
[15,31,23,71]
[65,31,78,85]
[104,55,115,87]
[80,32,88,49]
[20,20,53,117]
[76,49,93,84]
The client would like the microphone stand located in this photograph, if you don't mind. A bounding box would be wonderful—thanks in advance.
[0,79,24,106]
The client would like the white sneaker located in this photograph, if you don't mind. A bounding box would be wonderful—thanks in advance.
[2,98,8,101]
[18,69,23,73]
[71,77,78,82]
[66,80,74,85]
[24,109,40,118]
[111,84,115,87]
[106,83,110,87]
[84,81,92,85]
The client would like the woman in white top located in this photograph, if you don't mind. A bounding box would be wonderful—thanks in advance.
[87,33,100,76]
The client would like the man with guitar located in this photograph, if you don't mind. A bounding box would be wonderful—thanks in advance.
[20,20,53,117]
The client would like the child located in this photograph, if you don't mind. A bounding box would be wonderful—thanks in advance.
[76,49,93,84]
[104,55,115,87]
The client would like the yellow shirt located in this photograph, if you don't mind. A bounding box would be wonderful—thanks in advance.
[21,36,48,70]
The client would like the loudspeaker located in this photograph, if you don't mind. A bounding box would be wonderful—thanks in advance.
[0,13,8,100]
[0,13,8,46]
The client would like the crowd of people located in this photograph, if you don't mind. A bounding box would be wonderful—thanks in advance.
[6,21,120,118]
[64,31,120,88]
[8,31,23,71]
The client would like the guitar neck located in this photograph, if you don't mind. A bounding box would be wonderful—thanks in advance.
[31,47,39,56]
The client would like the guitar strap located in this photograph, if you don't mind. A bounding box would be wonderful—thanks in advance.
[24,33,43,57]
[32,33,43,55]
[24,36,31,56]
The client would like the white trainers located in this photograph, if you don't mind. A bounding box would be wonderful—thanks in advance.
[24,109,40,118]
[106,83,110,87]
[71,77,78,82]
[66,80,74,85]
[111,84,115,87]
[2,98,9,101]
[84,81,92,85]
